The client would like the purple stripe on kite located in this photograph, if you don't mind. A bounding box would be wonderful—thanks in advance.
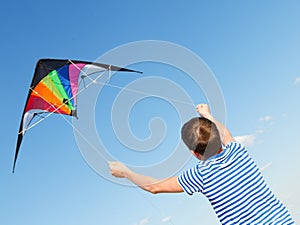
[69,63,86,105]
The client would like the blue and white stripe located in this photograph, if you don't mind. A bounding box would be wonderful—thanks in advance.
[178,142,295,224]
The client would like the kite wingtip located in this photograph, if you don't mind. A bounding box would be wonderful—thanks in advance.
[12,166,16,174]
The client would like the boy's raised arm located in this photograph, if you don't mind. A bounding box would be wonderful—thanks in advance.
[196,104,234,146]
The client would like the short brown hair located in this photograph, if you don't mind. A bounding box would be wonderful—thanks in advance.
[181,117,222,160]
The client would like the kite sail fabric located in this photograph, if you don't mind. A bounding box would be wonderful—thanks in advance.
[13,58,142,172]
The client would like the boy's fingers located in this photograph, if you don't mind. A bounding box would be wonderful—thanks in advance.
[196,104,205,109]
[108,161,118,165]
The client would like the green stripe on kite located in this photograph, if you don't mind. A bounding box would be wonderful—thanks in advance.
[49,70,75,110]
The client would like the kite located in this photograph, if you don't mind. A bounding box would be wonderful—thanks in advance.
[13,58,142,172]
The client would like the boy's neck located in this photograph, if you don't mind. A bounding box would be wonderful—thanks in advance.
[217,147,223,155]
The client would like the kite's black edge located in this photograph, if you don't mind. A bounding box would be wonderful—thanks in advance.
[12,60,41,173]
[39,58,143,74]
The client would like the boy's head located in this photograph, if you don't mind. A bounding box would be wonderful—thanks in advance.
[181,117,222,160]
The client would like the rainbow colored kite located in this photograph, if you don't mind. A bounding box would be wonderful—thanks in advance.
[13,59,142,172]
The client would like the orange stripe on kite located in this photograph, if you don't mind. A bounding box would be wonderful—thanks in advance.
[31,82,71,114]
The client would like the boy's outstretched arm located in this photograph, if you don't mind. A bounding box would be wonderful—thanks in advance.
[196,104,234,146]
[109,161,183,194]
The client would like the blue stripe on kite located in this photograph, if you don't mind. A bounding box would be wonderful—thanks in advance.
[56,65,75,107]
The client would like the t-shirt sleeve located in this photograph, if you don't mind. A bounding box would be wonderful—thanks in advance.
[177,165,203,195]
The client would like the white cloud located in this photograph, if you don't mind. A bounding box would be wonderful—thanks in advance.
[161,216,172,223]
[259,115,273,122]
[138,217,149,225]
[255,129,264,134]
[294,77,300,85]
[234,134,256,147]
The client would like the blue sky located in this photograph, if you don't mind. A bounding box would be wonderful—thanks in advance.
[0,1,300,224]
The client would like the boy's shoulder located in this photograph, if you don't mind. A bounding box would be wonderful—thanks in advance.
[225,140,246,150]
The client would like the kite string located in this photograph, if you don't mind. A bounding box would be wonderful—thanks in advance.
[92,79,195,106]
[70,59,194,106]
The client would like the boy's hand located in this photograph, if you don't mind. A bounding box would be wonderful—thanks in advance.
[196,104,212,119]
[108,161,131,178]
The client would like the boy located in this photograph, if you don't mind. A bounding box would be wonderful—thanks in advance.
[109,104,295,224]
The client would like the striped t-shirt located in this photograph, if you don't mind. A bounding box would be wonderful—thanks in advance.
[177,141,295,224]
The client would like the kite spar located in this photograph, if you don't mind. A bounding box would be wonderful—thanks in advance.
[13,58,142,172]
